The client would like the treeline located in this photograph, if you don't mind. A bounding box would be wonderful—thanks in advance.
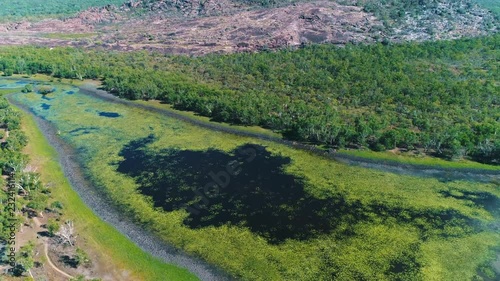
[0,0,124,19]
[0,35,498,163]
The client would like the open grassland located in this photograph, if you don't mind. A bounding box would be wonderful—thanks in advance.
[8,87,198,281]
[8,79,500,280]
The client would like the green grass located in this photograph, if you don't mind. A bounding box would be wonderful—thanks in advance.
[13,92,198,281]
[41,33,98,40]
[8,78,500,280]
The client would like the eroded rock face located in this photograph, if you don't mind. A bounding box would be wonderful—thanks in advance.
[135,0,250,17]
[98,1,384,54]
[0,0,497,55]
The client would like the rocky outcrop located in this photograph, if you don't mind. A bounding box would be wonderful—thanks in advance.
[0,0,497,55]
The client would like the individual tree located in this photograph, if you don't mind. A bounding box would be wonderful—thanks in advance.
[46,218,60,237]
[74,248,91,268]
[13,241,35,276]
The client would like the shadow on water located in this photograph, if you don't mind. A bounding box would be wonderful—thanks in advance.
[69,127,100,136]
[439,190,500,217]
[116,136,485,245]
[117,136,348,243]
[99,111,121,118]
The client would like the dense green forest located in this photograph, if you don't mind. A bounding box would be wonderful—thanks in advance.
[0,0,124,19]
[475,0,500,15]
[0,35,498,164]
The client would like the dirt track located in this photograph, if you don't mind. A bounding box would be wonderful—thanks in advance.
[32,217,75,280]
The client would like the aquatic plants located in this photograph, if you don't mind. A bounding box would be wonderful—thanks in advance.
[8,79,500,280]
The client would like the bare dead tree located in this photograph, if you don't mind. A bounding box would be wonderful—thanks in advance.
[56,220,76,247]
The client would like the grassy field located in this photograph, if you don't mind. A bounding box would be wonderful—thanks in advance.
[41,33,99,40]
[10,89,198,281]
[7,78,500,280]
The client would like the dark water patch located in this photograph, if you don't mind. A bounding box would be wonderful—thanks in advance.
[41,103,51,110]
[372,204,478,239]
[117,137,484,245]
[66,90,75,95]
[99,111,121,118]
[69,127,99,136]
[41,95,53,101]
[117,137,358,243]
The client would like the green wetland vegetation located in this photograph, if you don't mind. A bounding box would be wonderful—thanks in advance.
[1,81,197,280]
[5,78,500,280]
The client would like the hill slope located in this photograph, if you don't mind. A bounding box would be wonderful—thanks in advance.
[0,0,497,54]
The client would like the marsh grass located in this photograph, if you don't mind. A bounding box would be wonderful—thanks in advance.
[7,79,500,280]
[337,149,500,171]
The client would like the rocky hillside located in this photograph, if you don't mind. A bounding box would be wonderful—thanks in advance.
[0,0,497,54]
